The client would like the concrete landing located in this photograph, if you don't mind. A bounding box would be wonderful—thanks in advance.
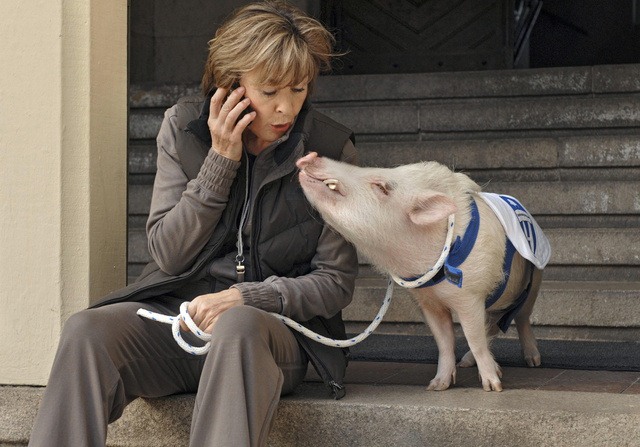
[2,361,639,446]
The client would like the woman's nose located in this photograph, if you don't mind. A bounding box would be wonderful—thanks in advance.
[275,94,294,115]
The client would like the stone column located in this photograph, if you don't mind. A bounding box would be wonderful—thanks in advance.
[0,0,127,385]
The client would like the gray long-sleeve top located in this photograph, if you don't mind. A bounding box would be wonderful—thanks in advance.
[145,105,358,322]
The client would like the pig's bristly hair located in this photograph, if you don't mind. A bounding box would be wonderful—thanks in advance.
[406,161,481,195]
[319,161,480,277]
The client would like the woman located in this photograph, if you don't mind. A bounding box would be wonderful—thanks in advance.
[29,2,358,446]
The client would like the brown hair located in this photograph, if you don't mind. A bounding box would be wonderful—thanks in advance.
[201,1,338,95]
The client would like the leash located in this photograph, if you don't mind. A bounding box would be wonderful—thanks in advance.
[136,276,394,354]
[137,214,456,355]
[390,214,456,288]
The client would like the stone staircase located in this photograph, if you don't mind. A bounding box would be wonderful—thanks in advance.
[129,64,640,343]
[330,66,640,344]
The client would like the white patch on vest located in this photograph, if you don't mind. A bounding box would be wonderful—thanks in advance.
[475,192,551,269]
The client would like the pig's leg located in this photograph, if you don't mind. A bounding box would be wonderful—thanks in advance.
[415,298,457,391]
[456,301,503,391]
[458,320,499,367]
[515,268,543,367]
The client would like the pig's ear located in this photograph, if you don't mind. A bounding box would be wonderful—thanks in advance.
[408,192,456,226]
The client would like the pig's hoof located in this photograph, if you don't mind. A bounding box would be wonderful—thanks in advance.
[520,338,541,367]
[427,377,452,391]
[478,365,503,392]
[523,351,542,367]
[481,377,503,392]
[458,350,476,367]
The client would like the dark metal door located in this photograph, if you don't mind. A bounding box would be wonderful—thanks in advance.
[322,0,541,74]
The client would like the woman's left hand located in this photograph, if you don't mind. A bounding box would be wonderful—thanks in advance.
[181,289,244,334]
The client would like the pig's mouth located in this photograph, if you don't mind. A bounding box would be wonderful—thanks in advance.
[299,169,345,196]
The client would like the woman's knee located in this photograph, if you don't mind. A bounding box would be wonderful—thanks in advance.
[59,305,137,355]
[61,309,103,345]
[211,306,270,344]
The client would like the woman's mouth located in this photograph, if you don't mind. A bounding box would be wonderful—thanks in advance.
[271,122,291,132]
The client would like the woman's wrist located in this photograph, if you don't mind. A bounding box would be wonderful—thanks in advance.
[196,149,241,194]
[231,282,282,314]
[210,145,243,162]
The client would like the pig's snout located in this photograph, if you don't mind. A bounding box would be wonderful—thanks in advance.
[297,152,344,195]
[296,151,318,170]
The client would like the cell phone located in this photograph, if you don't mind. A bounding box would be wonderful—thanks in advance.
[229,82,253,123]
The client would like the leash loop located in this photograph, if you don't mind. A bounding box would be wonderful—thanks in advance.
[137,276,395,355]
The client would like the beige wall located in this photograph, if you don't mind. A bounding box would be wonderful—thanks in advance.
[0,0,127,385]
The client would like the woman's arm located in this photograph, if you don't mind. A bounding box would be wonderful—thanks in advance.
[231,140,359,321]
[146,105,241,275]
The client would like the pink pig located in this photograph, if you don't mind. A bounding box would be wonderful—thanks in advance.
[297,152,548,392]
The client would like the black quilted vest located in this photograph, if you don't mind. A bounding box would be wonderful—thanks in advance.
[95,96,355,399]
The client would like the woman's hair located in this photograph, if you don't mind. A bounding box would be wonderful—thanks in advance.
[201,1,338,95]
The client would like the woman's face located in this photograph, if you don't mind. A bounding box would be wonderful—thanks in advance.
[240,69,309,151]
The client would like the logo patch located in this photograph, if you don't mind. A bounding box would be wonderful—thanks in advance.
[499,195,538,254]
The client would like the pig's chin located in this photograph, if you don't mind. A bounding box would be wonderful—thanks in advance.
[319,219,435,279]
[319,216,399,270]
[299,178,344,212]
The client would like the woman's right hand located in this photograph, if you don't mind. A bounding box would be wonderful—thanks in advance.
[207,86,255,161]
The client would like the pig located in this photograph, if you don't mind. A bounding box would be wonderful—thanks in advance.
[296,152,547,392]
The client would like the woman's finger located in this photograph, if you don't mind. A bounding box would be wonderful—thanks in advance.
[204,315,219,335]
[225,97,254,128]
[209,87,229,119]
[219,86,246,119]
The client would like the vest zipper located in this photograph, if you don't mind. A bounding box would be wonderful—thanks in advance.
[295,333,346,400]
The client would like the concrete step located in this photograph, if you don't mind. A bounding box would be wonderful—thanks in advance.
[310,66,640,140]
[348,335,640,370]
[4,362,640,446]
[315,95,640,138]
[128,100,640,142]
[311,65,640,102]
[126,225,640,271]
[127,180,640,219]
[346,279,640,342]
[356,136,640,182]
[129,134,640,176]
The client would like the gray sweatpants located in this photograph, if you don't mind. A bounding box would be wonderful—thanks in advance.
[28,296,308,447]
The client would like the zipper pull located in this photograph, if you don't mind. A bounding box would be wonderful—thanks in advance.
[329,380,346,400]
[235,255,245,283]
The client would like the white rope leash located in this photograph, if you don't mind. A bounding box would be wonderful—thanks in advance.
[137,276,395,354]
[137,214,455,355]
[390,214,456,288]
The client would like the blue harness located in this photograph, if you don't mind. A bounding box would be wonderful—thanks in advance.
[402,199,533,333]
